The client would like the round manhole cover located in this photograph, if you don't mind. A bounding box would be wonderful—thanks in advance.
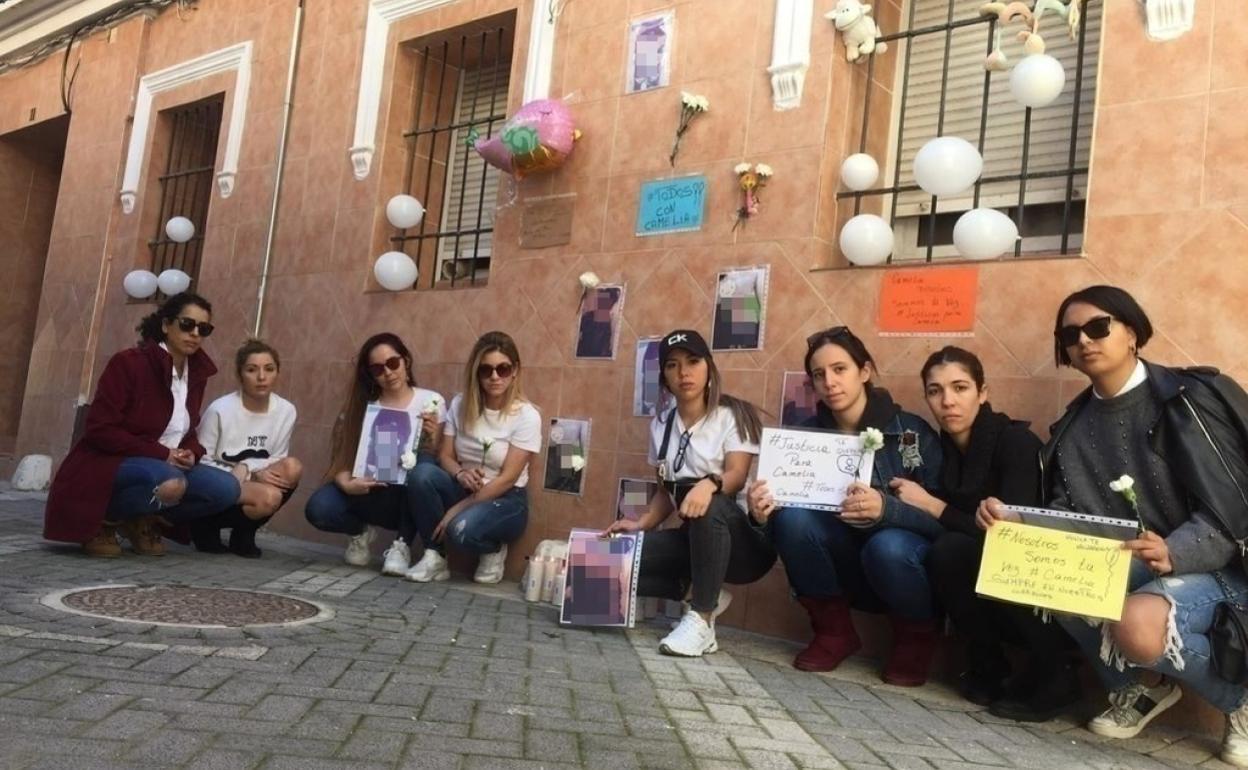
[45,585,330,628]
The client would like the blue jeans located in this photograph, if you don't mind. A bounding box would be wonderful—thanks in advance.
[1058,560,1248,713]
[106,457,240,524]
[770,507,937,620]
[304,455,438,541]
[406,462,528,555]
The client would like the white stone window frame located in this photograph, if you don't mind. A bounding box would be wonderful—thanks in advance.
[768,0,813,111]
[348,0,557,181]
[118,41,254,215]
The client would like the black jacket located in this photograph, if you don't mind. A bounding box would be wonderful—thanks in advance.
[1043,361,1248,574]
[937,406,1042,538]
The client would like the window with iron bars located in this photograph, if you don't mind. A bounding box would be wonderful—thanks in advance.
[147,95,223,292]
[391,15,514,289]
[839,0,1099,263]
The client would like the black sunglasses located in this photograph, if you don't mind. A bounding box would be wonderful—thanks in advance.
[174,317,214,337]
[1056,315,1114,348]
[366,356,402,378]
[806,326,850,348]
[672,429,693,475]
[478,362,515,380]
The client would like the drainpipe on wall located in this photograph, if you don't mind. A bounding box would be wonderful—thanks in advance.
[252,0,305,338]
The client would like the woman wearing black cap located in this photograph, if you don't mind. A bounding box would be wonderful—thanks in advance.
[606,330,776,657]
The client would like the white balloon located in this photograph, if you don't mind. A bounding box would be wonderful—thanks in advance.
[386,195,425,229]
[840,153,880,192]
[165,216,195,244]
[373,251,418,291]
[157,269,192,295]
[912,137,983,197]
[839,214,894,266]
[952,208,1019,260]
[1009,53,1066,109]
[122,270,159,299]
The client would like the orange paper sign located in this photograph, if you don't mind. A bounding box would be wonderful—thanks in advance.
[877,267,978,336]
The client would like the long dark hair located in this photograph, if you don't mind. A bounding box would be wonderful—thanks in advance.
[136,292,212,343]
[659,349,763,445]
[327,332,418,477]
[1053,285,1153,367]
[920,346,985,390]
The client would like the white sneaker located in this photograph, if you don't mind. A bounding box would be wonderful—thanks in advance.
[1224,701,1248,766]
[381,540,411,576]
[474,544,507,584]
[406,549,450,583]
[660,610,718,657]
[1087,680,1181,739]
[344,526,375,566]
[672,589,733,629]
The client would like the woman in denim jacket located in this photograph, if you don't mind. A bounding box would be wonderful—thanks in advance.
[748,327,943,686]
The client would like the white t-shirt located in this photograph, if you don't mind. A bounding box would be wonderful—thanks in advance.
[445,393,542,487]
[647,405,758,482]
[157,343,190,450]
[199,392,298,472]
[383,387,449,454]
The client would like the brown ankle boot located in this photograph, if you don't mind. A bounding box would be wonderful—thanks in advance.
[881,615,940,687]
[120,516,166,556]
[82,523,122,558]
[794,596,861,672]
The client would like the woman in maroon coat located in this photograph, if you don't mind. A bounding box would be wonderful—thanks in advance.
[44,292,241,557]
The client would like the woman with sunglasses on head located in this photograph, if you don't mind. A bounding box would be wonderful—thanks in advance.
[305,333,447,574]
[45,292,241,557]
[747,327,943,686]
[912,346,1080,718]
[979,286,1248,764]
[404,331,541,584]
[605,330,776,657]
[190,339,303,558]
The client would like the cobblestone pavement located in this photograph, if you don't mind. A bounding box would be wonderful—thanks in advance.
[0,488,1234,770]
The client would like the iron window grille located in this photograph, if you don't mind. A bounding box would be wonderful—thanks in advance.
[391,17,514,289]
[837,0,1098,264]
[147,95,223,292]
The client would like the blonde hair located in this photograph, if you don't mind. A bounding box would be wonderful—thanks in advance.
[458,331,526,436]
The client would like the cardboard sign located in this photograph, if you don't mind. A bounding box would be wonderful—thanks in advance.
[976,521,1131,621]
[636,175,706,236]
[757,427,874,512]
[878,266,978,336]
[520,194,575,249]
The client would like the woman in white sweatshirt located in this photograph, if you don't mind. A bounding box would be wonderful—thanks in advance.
[193,339,302,556]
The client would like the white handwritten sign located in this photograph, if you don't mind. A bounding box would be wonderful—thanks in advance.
[757,427,873,512]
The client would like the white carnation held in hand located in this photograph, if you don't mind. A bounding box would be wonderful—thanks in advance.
[157,269,192,295]
[164,216,195,244]
[840,214,894,266]
[374,251,418,291]
[123,270,159,299]
[1009,53,1066,109]
[912,137,983,197]
[385,194,425,229]
[952,208,1019,260]
[840,153,879,192]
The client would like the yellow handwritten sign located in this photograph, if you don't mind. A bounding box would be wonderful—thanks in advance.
[975,521,1130,621]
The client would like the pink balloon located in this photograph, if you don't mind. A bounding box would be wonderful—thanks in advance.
[474,99,579,178]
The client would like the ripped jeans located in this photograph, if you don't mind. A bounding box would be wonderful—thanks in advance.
[406,462,528,555]
[106,457,240,524]
[1057,560,1248,713]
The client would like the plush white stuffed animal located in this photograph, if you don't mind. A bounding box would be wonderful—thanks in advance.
[826,0,888,62]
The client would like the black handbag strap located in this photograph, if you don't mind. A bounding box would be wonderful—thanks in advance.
[658,412,676,465]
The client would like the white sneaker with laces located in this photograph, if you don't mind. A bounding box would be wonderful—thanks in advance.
[660,610,718,657]
[381,540,411,576]
[1224,701,1248,766]
[671,590,733,630]
[406,549,450,582]
[474,544,508,584]
[344,526,375,566]
[1087,680,1181,739]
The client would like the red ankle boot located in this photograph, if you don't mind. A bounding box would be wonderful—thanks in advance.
[881,615,940,687]
[794,596,861,672]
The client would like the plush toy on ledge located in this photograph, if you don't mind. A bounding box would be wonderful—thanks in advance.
[826,0,888,63]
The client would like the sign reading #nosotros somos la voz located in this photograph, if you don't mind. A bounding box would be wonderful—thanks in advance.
[636,175,706,236]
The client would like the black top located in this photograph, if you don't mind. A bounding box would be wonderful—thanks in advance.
[936,405,1042,537]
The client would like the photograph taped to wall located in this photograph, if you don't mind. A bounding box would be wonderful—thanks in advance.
[575,284,625,359]
[632,336,669,417]
[781,371,818,428]
[615,477,660,523]
[543,417,591,496]
[560,529,644,628]
[352,404,416,484]
[626,11,673,94]
[712,266,769,351]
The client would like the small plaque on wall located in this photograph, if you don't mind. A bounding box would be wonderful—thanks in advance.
[877,266,978,337]
[636,175,706,236]
[520,194,575,249]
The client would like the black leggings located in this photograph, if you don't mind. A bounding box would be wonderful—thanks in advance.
[928,530,1074,672]
[637,493,777,613]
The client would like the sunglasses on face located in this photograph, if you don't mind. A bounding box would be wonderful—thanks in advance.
[366,356,403,378]
[806,326,850,348]
[1056,315,1114,348]
[174,317,214,337]
[477,362,515,380]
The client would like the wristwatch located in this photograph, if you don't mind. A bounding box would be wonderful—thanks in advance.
[705,474,723,493]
